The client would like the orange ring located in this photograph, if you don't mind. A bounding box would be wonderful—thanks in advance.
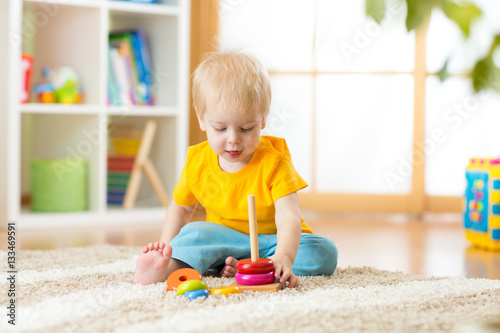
[166,268,202,291]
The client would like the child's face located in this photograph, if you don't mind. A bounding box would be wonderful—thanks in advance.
[198,106,266,169]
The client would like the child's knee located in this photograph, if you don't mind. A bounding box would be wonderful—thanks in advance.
[309,237,337,275]
[294,235,338,276]
[320,238,338,275]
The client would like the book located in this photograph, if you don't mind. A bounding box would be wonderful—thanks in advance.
[108,30,154,106]
[131,30,154,105]
[107,46,120,106]
[109,47,134,106]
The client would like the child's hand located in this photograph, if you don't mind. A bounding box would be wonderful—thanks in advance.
[269,253,300,288]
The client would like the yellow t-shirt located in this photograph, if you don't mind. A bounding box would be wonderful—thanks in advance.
[173,136,313,234]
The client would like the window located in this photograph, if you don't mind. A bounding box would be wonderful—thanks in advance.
[219,0,500,212]
[425,5,500,197]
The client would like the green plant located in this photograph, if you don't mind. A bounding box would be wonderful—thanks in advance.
[366,0,500,93]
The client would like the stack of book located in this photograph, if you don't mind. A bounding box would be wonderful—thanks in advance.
[108,29,154,106]
[107,123,142,205]
[107,157,133,205]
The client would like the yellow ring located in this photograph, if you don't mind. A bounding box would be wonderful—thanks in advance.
[209,286,241,296]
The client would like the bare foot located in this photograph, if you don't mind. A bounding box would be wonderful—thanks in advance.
[220,256,238,277]
[133,242,172,285]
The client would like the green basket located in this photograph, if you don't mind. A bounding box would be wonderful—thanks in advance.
[30,158,88,212]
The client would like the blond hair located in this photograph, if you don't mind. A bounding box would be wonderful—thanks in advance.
[192,48,271,118]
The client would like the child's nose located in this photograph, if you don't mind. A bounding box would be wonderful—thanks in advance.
[227,130,241,144]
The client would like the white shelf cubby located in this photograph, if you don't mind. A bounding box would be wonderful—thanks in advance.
[1,0,191,231]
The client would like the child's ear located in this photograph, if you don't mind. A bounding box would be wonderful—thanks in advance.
[261,116,267,129]
[197,111,206,131]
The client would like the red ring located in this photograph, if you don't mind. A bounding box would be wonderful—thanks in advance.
[236,258,274,274]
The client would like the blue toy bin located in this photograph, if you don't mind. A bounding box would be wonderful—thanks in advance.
[30,158,88,212]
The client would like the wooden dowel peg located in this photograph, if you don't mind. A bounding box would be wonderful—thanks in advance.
[248,194,259,262]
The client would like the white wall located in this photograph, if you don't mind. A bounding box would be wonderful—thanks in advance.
[0,1,9,228]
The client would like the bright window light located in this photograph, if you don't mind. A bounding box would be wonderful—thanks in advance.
[315,0,414,72]
[316,75,414,194]
[219,0,314,71]
[425,76,500,196]
[263,76,314,188]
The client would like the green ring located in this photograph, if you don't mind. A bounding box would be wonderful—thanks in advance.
[176,280,208,295]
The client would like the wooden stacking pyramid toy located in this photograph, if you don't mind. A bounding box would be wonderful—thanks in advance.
[230,195,286,292]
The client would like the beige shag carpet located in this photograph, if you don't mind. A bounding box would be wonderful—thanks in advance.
[1,245,500,333]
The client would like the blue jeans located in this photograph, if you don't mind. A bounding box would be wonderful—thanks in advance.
[170,222,338,276]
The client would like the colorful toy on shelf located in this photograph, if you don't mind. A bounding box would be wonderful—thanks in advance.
[464,157,500,251]
[33,67,55,103]
[33,66,83,104]
[30,158,88,212]
[53,67,83,103]
[230,195,286,292]
[21,54,34,103]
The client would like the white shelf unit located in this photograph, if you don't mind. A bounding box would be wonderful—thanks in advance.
[1,0,191,231]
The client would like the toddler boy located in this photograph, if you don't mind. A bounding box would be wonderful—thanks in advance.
[133,48,338,287]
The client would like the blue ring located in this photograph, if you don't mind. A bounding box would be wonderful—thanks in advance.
[183,289,209,300]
